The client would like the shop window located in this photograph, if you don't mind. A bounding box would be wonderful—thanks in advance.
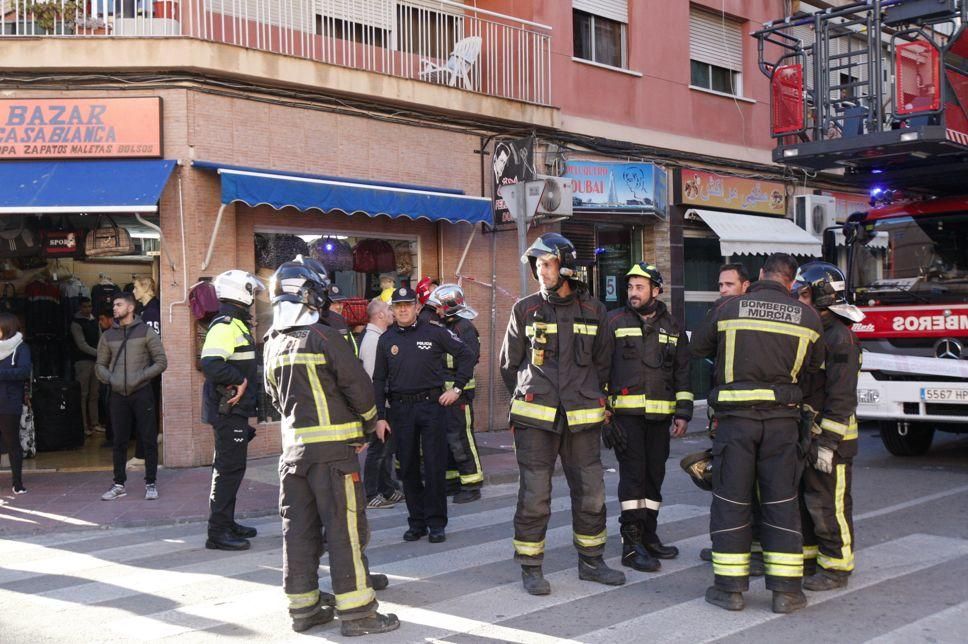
[573,9,627,69]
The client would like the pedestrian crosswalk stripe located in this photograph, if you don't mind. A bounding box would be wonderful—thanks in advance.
[865,601,968,644]
[577,534,968,644]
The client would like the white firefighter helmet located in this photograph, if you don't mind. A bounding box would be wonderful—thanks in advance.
[213,270,265,307]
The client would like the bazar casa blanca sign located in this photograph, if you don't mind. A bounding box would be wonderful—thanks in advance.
[674,168,786,215]
[0,97,162,159]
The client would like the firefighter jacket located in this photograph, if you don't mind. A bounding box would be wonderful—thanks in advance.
[499,285,610,433]
[263,319,378,462]
[800,314,861,457]
[603,301,693,421]
[691,280,825,419]
[371,317,475,419]
[443,317,480,400]
[200,303,258,423]
[321,308,358,357]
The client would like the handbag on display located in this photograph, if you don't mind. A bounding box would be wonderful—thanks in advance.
[189,279,220,321]
[41,215,84,258]
[0,217,40,259]
[84,215,136,257]
[310,237,354,272]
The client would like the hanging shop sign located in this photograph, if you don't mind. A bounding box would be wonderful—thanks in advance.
[674,168,787,216]
[565,161,668,218]
[493,135,536,225]
[0,97,162,160]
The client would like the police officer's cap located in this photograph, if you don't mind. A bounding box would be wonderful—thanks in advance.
[391,287,418,304]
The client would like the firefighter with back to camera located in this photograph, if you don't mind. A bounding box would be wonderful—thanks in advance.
[499,233,625,596]
[691,253,825,615]
[371,286,475,544]
[793,261,863,592]
[201,270,264,551]
[262,261,399,636]
[428,283,485,504]
[602,262,692,573]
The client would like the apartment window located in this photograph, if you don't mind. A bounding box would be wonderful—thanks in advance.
[689,8,743,96]
[573,1,629,69]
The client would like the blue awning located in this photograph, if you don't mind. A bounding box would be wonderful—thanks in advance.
[194,161,492,225]
[0,160,176,214]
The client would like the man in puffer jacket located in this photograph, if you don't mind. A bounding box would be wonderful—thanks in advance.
[96,291,167,502]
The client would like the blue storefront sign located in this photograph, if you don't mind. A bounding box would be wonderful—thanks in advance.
[565,160,668,218]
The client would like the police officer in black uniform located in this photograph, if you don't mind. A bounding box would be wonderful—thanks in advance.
[201,270,264,551]
[691,253,824,615]
[372,287,475,543]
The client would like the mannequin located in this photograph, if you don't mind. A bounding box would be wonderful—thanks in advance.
[133,276,160,337]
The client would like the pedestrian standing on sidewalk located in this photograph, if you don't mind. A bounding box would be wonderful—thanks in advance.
[264,261,399,636]
[69,297,102,436]
[0,313,31,495]
[201,270,264,551]
[97,292,167,502]
[359,297,403,510]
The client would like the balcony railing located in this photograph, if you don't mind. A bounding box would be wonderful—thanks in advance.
[0,0,553,106]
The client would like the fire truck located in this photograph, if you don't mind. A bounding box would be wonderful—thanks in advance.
[754,0,968,455]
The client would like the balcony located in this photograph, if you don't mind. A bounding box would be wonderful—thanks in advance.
[0,0,553,107]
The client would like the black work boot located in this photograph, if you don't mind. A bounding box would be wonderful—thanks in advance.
[620,524,660,572]
[644,542,679,559]
[750,551,765,577]
[369,573,389,591]
[578,555,626,586]
[772,590,808,614]
[319,591,335,607]
[205,530,250,551]
[289,598,335,633]
[803,570,848,591]
[804,558,818,577]
[705,586,744,611]
[231,523,258,539]
[700,547,713,562]
[340,612,400,637]
[453,488,482,504]
[521,565,551,595]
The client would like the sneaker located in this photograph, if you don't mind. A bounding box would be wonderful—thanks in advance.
[145,484,159,500]
[13,486,27,495]
[386,489,405,504]
[101,484,127,501]
[367,494,396,509]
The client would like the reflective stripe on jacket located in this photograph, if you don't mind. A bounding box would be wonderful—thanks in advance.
[499,286,609,433]
[201,304,258,421]
[800,315,861,456]
[691,280,825,419]
[443,317,480,399]
[263,321,378,460]
[603,301,693,421]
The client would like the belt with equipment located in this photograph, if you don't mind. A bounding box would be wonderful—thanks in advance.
[390,389,441,404]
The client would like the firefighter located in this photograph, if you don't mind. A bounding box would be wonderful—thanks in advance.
[431,283,485,503]
[372,286,475,544]
[793,261,863,591]
[263,261,399,636]
[602,263,692,572]
[201,270,264,551]
[294,255,357,356]
[499,233,625,596]
[691,253,824,614]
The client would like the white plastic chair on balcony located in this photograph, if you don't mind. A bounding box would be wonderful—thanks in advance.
[418,36,482,90]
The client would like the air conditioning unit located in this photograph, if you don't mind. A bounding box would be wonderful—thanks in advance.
[532,175,573,222]
[794,195,837,237]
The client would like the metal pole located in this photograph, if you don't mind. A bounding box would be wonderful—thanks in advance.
[516,185,529,297]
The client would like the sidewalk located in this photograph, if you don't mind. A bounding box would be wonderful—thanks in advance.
[0,414,709,538]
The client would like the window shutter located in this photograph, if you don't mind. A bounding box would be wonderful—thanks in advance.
[573,0,629,24]
[689,8,743,71]
[561,223,597,264]
[316,0,395,30]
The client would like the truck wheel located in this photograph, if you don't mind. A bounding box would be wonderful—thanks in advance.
[879,421,935,456]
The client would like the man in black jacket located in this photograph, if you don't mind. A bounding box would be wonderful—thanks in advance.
[201,270,265,551]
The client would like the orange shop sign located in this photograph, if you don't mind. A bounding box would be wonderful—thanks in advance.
[675,168,787,215]
[0,97,162,159]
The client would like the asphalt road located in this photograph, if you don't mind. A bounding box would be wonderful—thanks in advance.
[0,424,965,643]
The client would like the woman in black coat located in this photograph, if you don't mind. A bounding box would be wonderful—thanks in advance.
[0,312,32,494]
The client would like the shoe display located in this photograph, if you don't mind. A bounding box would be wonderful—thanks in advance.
[144,484,158,500]
[101,484,126,501]
[403,528,428,542]
[340,612,400,637]
[230,523,257,539]
[205,531,251,551]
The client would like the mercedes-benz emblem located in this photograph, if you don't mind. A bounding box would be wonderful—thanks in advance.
[934,338,964,360]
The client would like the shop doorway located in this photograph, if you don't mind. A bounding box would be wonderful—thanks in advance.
[561,222,636,310]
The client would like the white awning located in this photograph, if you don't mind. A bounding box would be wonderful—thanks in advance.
[687,209,822,257]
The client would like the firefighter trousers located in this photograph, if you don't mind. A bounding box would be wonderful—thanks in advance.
[445,401,484,489]
[279,452,376,620]
[710,415,803,593]
[512,416,607,565]
[614,416,670,543]
[208,415,250,537]
[391,399,449,531]
[801,454,854,576]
